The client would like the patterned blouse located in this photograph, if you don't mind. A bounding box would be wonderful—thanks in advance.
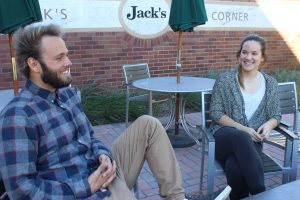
[209,67,281,134]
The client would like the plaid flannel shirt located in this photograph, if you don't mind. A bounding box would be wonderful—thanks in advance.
[0,80,111,199]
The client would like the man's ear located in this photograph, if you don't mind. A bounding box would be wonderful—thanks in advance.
[27,57,40,72]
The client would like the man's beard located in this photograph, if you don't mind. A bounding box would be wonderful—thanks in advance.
[40,60,72,89]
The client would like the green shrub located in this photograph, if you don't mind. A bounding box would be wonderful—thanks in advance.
[273,69,300,83]
[81,90,149,125]
[206,68,219,79]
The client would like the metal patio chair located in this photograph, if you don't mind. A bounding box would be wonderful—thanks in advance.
[199,90,299,198]
[122,63,171,127]
[267,82,299,151]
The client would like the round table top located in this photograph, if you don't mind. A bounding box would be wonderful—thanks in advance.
[132,76,215,93]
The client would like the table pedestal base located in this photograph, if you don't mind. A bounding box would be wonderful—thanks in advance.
[167,128,201,148]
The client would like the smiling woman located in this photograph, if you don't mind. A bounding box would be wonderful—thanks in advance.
[209,34,282,200]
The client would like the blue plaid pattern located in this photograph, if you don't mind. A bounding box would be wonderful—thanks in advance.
[0,80,111,199]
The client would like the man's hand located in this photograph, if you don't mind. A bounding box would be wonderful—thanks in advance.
[98,154,116,188]
[88,155,117,193]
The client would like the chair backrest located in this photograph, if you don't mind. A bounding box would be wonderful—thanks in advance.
[201,91,213,128]
[278,82,298,132]
[202,82,299,131]
[122,63,150,86]
[122,63,151,127]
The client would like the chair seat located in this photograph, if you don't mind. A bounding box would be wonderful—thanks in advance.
[152,93,171,103]
[214,152,282,175]
[130,93,170,102]
[129,93,149,101]
[262,153,282,173]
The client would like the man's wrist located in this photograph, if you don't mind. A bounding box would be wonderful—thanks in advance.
[99,154,113,163]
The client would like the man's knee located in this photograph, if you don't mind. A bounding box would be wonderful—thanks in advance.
[135,115,166,139]
[136,115,160,125]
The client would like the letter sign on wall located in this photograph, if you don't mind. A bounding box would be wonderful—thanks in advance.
[38,0,300,34]
[119,0,170,39]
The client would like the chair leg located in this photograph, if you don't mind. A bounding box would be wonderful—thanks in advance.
[282,139,292,183]
[289,138,299,182]
[200,135,206,191]
[125,93,129,128]
[164,97,175,130]
[148,91,153,116]
[207,141,216,196]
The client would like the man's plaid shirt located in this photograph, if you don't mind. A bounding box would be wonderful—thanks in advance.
[0,81,111,199]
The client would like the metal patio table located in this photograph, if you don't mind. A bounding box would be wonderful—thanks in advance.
[133,76,215,148]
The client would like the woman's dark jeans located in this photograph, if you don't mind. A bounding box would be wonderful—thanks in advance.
[214,127,265,200]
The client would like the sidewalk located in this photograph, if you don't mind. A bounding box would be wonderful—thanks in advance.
[93,113,300,200]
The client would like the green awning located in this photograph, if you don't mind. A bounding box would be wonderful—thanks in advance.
[169,0,208,32]
[0,0,42,34]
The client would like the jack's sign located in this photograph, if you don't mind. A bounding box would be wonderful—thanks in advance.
[38,0,300,38]
[119,0,170,38]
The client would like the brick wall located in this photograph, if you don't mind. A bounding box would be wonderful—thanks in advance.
[1,0,299,91]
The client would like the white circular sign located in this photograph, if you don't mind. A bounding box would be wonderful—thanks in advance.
[119,0,170,39]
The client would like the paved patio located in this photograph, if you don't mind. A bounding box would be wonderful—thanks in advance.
[93,113,300,200]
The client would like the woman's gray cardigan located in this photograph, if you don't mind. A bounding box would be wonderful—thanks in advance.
[209,67,281,134]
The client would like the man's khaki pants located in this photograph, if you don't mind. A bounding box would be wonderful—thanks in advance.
[106,115,185,200]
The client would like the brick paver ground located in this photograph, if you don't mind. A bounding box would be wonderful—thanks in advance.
[93,113,300,199]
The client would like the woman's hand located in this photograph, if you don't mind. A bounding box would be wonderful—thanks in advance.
[257,120,277,140]
[88,154,117,193]
[257,122,273,139]
[243,126,263,142]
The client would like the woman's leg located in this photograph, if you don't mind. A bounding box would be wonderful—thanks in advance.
[214,127,265,198]
[225,156,249,199]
